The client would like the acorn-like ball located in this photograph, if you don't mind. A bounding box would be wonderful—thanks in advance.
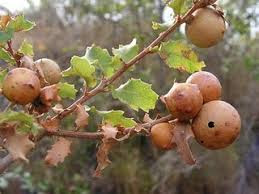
[185,7,226,48]
[192,100,241,150]
[3,68,41,105]
[34,58,61,85]
[163,83,203,121]
[151,123,176,150]
[186,71,222,103]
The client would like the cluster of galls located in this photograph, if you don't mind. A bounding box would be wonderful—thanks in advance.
[151,71,241,152]
[2,58,62,113]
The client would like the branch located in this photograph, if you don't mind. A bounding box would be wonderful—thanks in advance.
[45,115,174,139]
[6,40,21,66]
[52,0,214,121]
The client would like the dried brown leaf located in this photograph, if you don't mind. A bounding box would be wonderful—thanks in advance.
[102,124,118,140]
[3,133,35,162]
[40,85,60,107]
[52,104,64,114]
[94,139,116,177]
[143,113,153,123]
[45,137,72,166]
[41,118,60,132]
[75,105,89,129]
[0,15,11,29]
[172,122,196,165]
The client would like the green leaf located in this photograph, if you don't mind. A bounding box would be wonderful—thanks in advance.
[168,0,185,15]
[112,79,159,112]
[112,38,139,63]
[18,39,34,56]
[63,56,96,87]
[152,21,173,31]
[85,45,120,77]
[0,28,13,43]
[166,0,191,15]
[0,48,16,64]
[7,15,35,32]
[0,111,41,134]
[159,40,206,73]
[58,82,78,100]
[0,69,7,88]
[97,110,136,128]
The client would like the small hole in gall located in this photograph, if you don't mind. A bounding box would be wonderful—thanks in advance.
[208,121,215,128]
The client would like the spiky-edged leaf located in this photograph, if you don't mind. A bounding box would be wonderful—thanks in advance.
[0,47,16,64]
[112,79,159,112]
[58,82,77,100]
[159,40,205,73]
[63,56,96,87]
[0,28,13,43]
[0,69,7,88]
[0,111,41,134]
[18,40,34,56]
[7,15,35,32]
[112,39,139,63]
[85,45,119,77]
[97,110,136,128]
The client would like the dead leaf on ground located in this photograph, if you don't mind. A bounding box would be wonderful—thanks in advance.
[45,137,72,166]
[75,105,89,129]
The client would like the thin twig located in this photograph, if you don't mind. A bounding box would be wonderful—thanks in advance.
[45,115,174,139]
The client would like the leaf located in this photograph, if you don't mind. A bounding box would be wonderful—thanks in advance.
[7,15,35,32]
[52,104,64,114]
[152,21,173,31]
[3,133,35,162]
[85,45,120,77]
[18,40,34,57]
[0,111,41,134]
[63,56,96,87]
[167,0,192,15]
[0,69,7,88]
[40,85,60,107]
[0,47,16,64]
[168,0,185,15]
[45,137,72,166]
[159,40,206,73]
[112,79,159,112]
[0,28,13,43]
[41,118,60,132]
[75,104,89,129]
[112,39,139,63]
[58,82,77,100]
[102,124,118,140]
[172,122,196,165]
[97,110,136,128]
[94,139,116,177]
[0,15,11,29]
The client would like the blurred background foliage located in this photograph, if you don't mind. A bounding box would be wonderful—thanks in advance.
[0,0,259,193]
